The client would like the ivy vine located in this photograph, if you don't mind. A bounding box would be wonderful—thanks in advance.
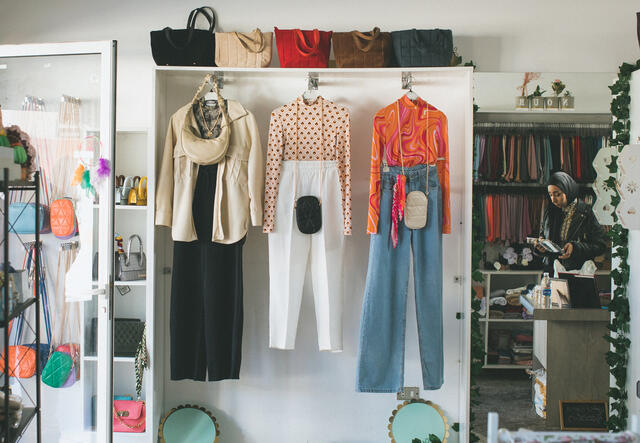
[456,193,484,443]
[468,192,486,443]
[605,59,640,432]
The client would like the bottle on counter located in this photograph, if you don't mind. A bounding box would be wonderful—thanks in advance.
[541,272,551,308]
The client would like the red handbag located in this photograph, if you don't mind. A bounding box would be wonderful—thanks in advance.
[274,28,332,68]
[113,400,146,433]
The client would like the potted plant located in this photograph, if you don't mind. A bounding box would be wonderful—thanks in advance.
[560,89,575,110]
[528,85,546,111]
[546,79,565,111]
[412,434,442,443]
[515,72,540,110]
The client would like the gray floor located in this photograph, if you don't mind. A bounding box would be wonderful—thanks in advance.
[471,371,554,440]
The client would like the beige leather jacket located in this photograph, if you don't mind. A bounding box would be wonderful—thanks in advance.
[155,100,264,243]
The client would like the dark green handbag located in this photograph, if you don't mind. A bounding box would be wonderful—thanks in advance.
[391,28,453,67]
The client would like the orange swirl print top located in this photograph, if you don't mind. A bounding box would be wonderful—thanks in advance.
[367,94,450,235]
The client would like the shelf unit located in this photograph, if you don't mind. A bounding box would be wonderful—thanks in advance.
[4,408,37,443]
[1,170,41,442]
[94,205,147,211]
[0,298,37,328]
[479,269,612,371]
[479,270,541,370]
[83,356,135,363]
[113,128,155,442]
[480,318,533,323]
[81,128,156,441]
[482,364,532,370]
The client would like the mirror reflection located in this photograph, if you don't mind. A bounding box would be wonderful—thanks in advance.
[471,72,613,436]
[158,405,219,443]
[388,399,449,443]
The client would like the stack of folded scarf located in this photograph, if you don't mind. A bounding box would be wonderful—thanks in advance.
[511,330,533,366]
[487,328,512,364]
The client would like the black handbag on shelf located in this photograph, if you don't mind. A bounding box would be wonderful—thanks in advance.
[150,6,217,66]
[391,28,453,67]
[87,318,145,358]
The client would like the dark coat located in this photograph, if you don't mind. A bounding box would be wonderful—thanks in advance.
[538,201,608,271]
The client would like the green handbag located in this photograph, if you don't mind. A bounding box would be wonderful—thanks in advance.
[41,351,73,388]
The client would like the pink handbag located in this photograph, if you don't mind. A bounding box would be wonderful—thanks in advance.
[113,400,146,433]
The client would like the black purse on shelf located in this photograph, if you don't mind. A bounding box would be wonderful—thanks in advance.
[87,318,145,358]
[150,6,217,66]
[391,28,453,67]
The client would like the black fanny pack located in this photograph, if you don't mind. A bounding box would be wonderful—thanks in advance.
[295,196,322,234]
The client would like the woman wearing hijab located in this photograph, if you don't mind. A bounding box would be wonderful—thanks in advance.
[536,171,607,272]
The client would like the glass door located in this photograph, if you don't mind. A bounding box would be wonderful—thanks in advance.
[0,41,117,442]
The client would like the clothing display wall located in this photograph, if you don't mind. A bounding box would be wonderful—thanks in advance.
[153,67,473,443]
[477,193,547,244]
[472,126,609,272]
[474,133,606,184]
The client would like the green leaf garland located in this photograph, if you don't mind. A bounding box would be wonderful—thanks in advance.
[605,58,640,431]
[468,184,485,442]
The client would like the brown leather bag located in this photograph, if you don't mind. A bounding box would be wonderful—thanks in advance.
[332,27,392,68]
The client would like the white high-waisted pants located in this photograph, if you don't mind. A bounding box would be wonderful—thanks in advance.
[268,160,345,351]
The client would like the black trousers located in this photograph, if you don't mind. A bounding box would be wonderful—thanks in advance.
[170,164,245,381]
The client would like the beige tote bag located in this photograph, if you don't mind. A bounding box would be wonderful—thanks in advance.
[215,28,273,67]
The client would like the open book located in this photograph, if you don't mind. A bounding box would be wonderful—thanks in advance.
[526,237,563,254]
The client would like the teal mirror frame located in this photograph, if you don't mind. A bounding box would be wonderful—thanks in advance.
[388,399,450,443]
[158,404,220,443]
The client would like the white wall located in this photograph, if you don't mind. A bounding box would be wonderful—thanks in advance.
[154,68,472,443]
[1,0,639,129]
[474,72,615,113]
[2,0,640,440]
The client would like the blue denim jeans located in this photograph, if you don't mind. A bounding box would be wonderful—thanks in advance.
[356,164,443,392]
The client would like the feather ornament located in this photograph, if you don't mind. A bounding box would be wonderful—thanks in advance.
[81,169,95,196]
[96,158,111,180]
[71,165,85,186]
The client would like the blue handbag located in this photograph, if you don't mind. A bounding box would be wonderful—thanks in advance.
[8,202,50,234]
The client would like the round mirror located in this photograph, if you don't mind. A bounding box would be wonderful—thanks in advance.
[388,399,449,443]
[158,404,219,443]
